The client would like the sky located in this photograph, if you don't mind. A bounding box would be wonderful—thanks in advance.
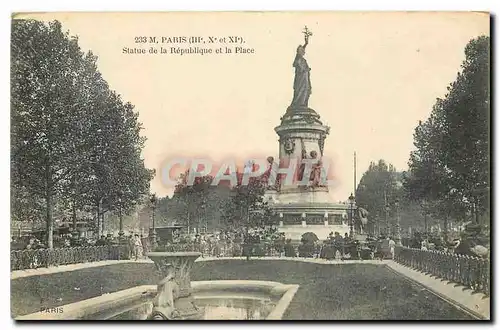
[20,12,490,201]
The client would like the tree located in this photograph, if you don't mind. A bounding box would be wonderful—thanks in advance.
[11,185,44,225]
[171,172,214,233]
[155,168,273,233]
[403,116,465,234]
[405,36,490,229]
[222,174,272,229]
[11,20,96,248]
[440,36,490,221]
[355,160,399,235]
[11,19,154,246]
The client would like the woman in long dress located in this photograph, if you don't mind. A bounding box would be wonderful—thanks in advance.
[290,40,312,108]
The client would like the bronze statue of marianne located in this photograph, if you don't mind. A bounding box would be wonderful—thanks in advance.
[291,26,313,109]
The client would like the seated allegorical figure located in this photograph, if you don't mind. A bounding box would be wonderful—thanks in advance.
[297,150,324,188]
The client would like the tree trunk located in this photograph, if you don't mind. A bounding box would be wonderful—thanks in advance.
[474,199,480,224]
[96,199,103,237]
[240,205,243,228]
[443,216,449,242]
[101,211,106,236]
[72,200,77,233]
[96,208,100,237]
[245,205,252,229]
[46,191,53,249]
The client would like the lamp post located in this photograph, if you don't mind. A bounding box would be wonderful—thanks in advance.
[348,193,355,237]
[150,193,157,248]
[118,192,124,238]
[385,203,390,238]
[394,198,401,245]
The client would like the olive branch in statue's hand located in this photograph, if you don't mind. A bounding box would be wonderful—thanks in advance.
[303,26,313,46]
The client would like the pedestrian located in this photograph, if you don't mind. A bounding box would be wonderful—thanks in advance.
[133,234,143,260]
[284,239,295,257]
[376,237,386,260]
[421,239,428,251]
[127,235,134,259]
[380,237,391,260]
[96,235,107,246]
[388,237,396,259]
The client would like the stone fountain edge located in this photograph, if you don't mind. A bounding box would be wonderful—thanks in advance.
[15,281,299,320]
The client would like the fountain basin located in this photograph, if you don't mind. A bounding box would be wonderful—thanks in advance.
[16,281,299,320]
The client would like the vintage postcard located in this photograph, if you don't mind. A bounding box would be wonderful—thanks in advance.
[10,12,490,320]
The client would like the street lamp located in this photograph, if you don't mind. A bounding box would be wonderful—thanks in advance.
[150,193,157,248]
[394,198,401,245]
[118,191,124,238]
[348,193,355,237]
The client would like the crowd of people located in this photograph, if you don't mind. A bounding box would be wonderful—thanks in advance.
[11,231,149,260]
[9,227,401,261]
[290,231,397,260]
[165,226,286,258]
[164,227,397,260]
[11,223,489,261]
[94,233,146,260]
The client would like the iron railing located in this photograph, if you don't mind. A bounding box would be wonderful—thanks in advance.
[11,245,123,271]
[394,246,490,296]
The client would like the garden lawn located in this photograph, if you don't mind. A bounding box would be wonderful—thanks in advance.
[11,259,474,320]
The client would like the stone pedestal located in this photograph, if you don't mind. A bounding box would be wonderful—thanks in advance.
[275,107,329,168]
[266,104,351,241]
[146,252,203,320]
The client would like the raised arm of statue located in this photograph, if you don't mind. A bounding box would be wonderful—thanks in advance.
[303,26,312,48]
